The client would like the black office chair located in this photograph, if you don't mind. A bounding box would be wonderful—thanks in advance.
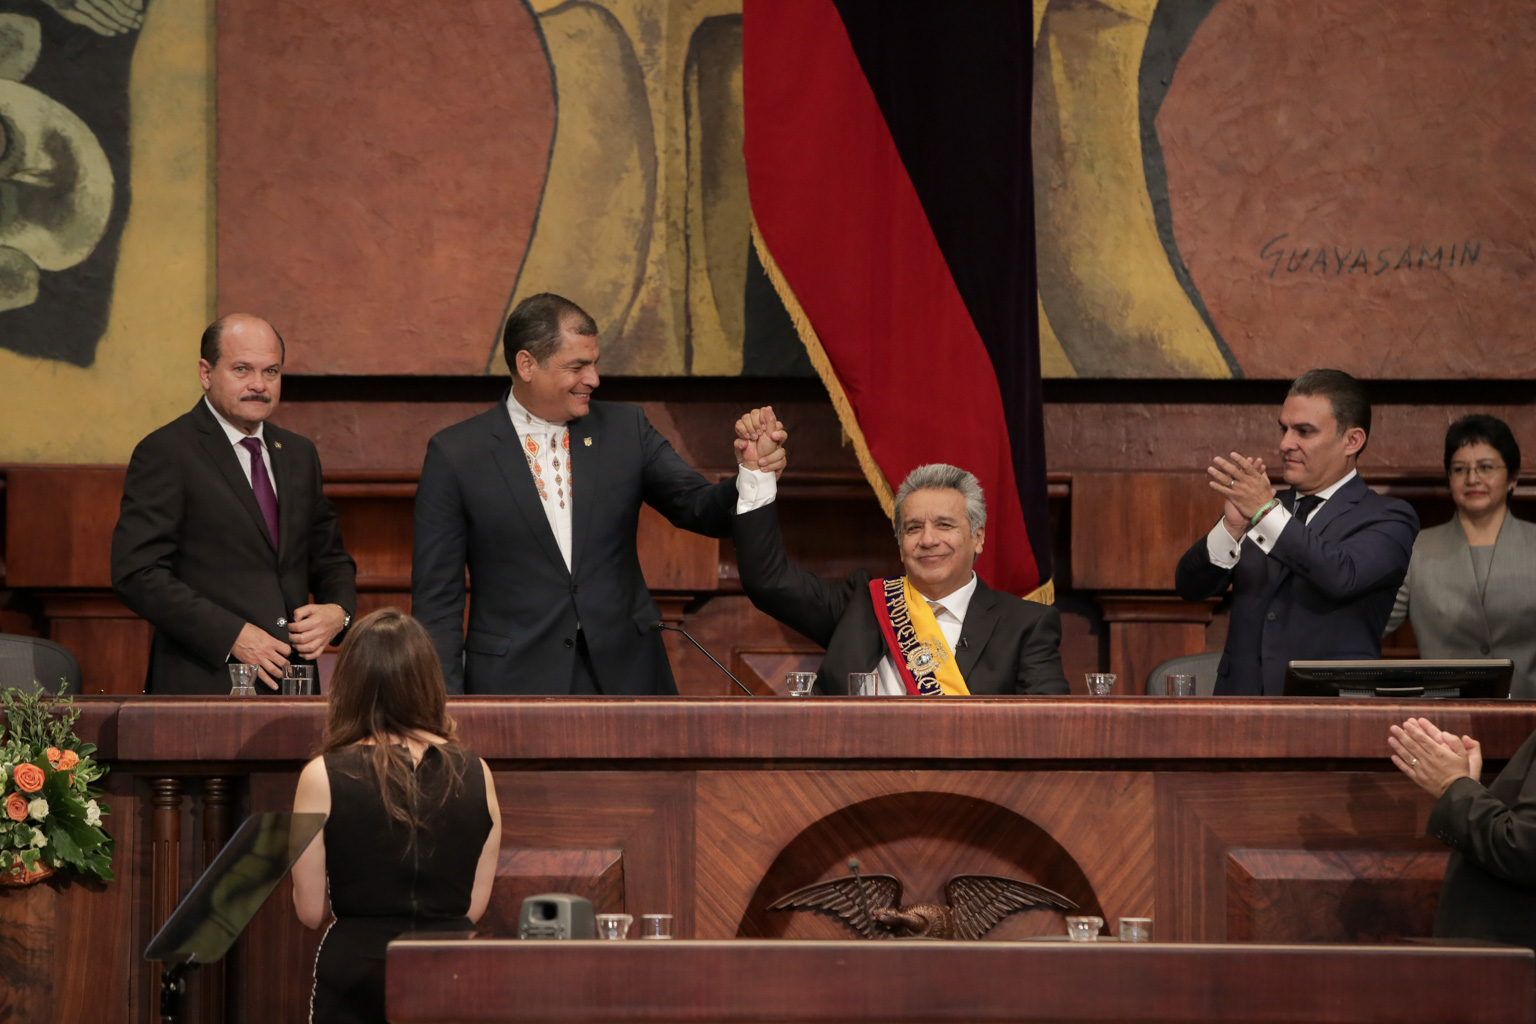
[1144,651,1222,695]
[0,634,83,694]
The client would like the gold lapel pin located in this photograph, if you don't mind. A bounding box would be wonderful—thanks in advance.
[273,441,283,449]
[583,437,592,447]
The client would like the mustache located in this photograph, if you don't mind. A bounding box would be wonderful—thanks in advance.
[241,394,272,403]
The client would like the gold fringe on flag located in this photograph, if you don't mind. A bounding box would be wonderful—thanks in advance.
[749,216,1054,606]
[749,217,894,520]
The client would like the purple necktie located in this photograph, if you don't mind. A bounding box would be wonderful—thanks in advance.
[238,436,280,547]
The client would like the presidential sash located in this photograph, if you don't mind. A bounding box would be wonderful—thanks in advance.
[867,577,970,697]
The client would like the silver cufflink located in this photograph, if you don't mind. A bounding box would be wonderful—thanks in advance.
[276,618,287,628]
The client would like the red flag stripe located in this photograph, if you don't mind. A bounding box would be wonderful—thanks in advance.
[744,0,1040,592]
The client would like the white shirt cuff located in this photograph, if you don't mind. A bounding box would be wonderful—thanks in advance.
[1246,502,1292,553]
[735,465,777,514]
[1205,519,1242,568]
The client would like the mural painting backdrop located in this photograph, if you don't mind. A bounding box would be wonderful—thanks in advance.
[217,0,805,378]
[0,0,212,463]
[1034,0,1536,379]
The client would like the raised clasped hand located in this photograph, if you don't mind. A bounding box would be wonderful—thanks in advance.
[1208,451,1274,535]
[733,405,788,478]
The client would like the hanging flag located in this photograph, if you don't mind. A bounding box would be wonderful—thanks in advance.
[744,0,1051,598]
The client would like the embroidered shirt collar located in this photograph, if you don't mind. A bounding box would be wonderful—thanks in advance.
[507,391,567,431]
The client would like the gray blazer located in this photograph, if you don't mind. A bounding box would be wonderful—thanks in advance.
[1386,514,1536,699]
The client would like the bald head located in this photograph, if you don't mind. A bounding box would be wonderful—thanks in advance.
[198,314,285,434]
[201,313,285,367]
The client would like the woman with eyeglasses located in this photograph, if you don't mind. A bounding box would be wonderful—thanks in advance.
[1385,415,1536,698]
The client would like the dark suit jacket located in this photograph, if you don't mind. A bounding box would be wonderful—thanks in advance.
[411,400,736,695]
[1174,474,1418,696]
[1428,727,1536,951]
[111,401,357,695]
[734,503,1068,695]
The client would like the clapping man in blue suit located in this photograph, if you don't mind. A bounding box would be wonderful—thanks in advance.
[1175,369,1419,695]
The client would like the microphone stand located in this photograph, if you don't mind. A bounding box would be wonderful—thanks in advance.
[650,621,756,696]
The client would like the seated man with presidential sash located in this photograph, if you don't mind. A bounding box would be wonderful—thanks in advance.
[732,423,1068,696]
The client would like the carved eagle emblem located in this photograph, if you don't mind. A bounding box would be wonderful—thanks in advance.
[768,872,1077,940]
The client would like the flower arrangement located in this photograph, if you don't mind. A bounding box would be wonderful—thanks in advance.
[0,684,113,884]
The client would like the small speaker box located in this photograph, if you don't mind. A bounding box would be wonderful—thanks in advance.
[518,894,596,939]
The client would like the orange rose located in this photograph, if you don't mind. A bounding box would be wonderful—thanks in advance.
[45,747,61,768]
[12,763,45,793]
[56,750,79,771]
[4,793,26,821]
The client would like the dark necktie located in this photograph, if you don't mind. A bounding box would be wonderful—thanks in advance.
[1293,493,1323,524]
[239,436,280,546]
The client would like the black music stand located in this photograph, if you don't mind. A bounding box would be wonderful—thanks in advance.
[143,812,326,1024]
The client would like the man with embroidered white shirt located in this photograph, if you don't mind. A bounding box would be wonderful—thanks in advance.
[112,314,356,694]
[1175,368,1419,696]
[412,292,786,695]
[732,438,1067,696]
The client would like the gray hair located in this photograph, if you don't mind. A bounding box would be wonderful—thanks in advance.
[892,464,986,538]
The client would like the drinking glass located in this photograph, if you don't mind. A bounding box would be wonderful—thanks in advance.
[1118,917,1153,942]
[847,671,879,696]
[1084,673,1116,696]
[282,663,317,696]
[595,913,633,940]
[1065,915,1104,941]
[1165,674,1196,697]
[785,672,817,698]
[640,913,673,939]
[228,664,259,696]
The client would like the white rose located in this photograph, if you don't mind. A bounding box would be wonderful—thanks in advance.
[30,829,46,848]
[85,800,101,826]
[27,798,48,821]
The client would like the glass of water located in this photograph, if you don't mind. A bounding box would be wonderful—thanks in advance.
[282,663,317,696]
[784,672,817,697]
[1084,673,1116,696]
[228,664,259,696]
[847,671,879,696]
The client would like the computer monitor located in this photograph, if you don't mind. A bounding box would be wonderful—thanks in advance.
[1282,659,1513,699]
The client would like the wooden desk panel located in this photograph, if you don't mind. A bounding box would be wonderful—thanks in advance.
[384,939,1536,1024]
[5,698,1533,1024]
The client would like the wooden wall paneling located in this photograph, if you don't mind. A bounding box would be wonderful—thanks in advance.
[236,772,324,1024]
[40,593,151,695]
[1225,848,1449,942]
[1070,473,1217,591]
[490,772,696,936]
[1098,598,1216,695]
[693,771,1153,941]
[672,594,824,697]
[3,466,125,587]
[0,874,54,1023]
[333,494,414,587]
[483,847,625,937]
[638,503,721,592]
[1155,772,1446,943]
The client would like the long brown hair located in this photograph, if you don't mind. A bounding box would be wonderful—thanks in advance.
[320,608,463,833]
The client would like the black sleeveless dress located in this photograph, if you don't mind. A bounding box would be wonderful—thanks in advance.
[311,743,492,1024]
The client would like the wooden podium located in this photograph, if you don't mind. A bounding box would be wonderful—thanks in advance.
[384,938,1536,1024]
[3,696,1534,1024]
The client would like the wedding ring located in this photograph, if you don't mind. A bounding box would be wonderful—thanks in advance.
[1410,758,1419,766]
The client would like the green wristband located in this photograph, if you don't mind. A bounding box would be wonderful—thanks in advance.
[1249,498,1280,527]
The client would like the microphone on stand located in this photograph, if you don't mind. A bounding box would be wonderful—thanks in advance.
[649,621,756,697]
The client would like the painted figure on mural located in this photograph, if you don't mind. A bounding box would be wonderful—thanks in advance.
[0,1,143,366]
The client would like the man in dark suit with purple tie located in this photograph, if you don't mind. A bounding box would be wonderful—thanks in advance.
[111,315,356,694]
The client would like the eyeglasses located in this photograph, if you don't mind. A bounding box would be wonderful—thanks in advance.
[1449,461,1506,481]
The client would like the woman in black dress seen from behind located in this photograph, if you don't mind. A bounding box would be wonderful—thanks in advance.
[292,608,501,1023]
